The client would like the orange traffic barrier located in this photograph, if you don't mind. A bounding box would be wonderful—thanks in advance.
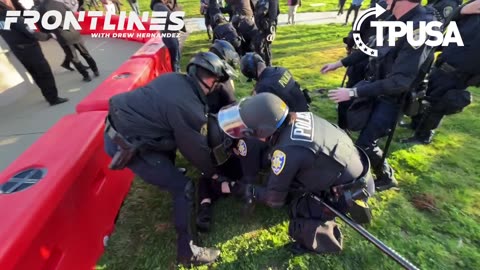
[131,36,173,76]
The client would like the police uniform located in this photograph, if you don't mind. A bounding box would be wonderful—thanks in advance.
[253,0,279,66]
[38,0,98,81]
[339,4,436,187]
[152,1,182,72]
[207,80,237,113]
[103,71,220,262]
[233,15,258,53]
[427,0,462,24]
[0,3,67,105]
[227,0,254,17]
[213,21,243,55]
[406,5,480,143]
[255,67,309,112]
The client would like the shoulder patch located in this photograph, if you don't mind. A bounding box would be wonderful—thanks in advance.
[237,139,247,157]
[200,123,208,136]
[443,6,453,19]
[271,150,286,175]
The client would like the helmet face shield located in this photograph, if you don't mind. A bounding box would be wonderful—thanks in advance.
[218,103,248,139]
[221,62,238,82]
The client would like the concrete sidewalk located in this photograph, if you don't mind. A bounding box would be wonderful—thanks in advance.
[0,37,142,172]
[184,11,367,32]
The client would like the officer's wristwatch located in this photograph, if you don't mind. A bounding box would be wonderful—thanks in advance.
[349,88,358,97]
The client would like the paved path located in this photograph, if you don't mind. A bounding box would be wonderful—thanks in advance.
[0,37,142,172]
[184,11,367,32]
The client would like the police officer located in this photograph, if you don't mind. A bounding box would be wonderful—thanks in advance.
[227,0,254,17]
[103,52,236,266]
[232,14,257,53]
[212,13,244,55]
[151,0,183,72]
[207,40,240,113]
[402,0,480,144]
[217,93,375,254]
[253,0,279,66]
[321,0,437,191]
[426,0,462,24]
[0,0,69,105]
[37,0,99,82]
[338,0,391,129]
[240,52,310,112]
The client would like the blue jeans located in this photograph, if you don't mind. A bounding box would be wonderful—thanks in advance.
[163,37,181,73]
[104,133,193,258]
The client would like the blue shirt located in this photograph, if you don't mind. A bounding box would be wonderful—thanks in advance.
[353,0,364,6]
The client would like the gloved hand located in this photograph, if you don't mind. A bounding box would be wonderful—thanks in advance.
[229,181,256,203]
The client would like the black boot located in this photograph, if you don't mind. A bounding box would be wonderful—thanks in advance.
[401,130,434,145]
[60,61,74,71]
[49,97,69,106]
[196,203,212,232]
[177,241,220,267]
[72,61,91,81]
[374,163,398,192]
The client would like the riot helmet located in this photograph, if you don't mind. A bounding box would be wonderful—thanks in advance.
[187,51,237,84]
[218,93,289,139]
[209,40,240,69]
[240,52,265,80]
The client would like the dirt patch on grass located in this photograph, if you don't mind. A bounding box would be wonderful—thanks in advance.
[410,193,439,213]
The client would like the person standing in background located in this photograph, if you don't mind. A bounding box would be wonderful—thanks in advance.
[338,0,347,15]
[287,0,300,24]
[344,0,364,25]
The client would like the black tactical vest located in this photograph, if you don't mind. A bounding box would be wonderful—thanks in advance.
[275,112,359,186]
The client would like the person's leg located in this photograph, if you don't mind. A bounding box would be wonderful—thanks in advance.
[13,45,66,105]
[163,37,181,72]
[103,135,220,265]
[292,5,298,24]
[345,5,354,24]
[287,6,292,24]
[353,5,360,24]
[205,14,212,40]
[65,43,91,81]
[356,99,400,191]
[73,41,99,76]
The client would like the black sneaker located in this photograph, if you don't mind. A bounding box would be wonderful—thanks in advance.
[82,75,92,82]
[400,131,434,145]
[196,203,212,232]
[61,63,74,71]
[49,97,69,106]
[177,242,220,267]
[93,70,100,77]
[375,174,398,192]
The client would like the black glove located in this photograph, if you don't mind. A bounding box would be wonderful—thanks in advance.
[229,182,256,203]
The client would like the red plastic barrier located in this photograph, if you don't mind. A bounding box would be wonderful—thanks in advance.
[76,12,156,43]
[75,57,156,113]
[131,36,172,76]
[0,111,134,270]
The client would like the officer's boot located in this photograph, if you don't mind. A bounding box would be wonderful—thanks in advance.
[401,111,441,145]
[60,59,74,71]
[401,130,435,145]
[374,161,398,192]
[196,203,212,232]
[72,61,91,82]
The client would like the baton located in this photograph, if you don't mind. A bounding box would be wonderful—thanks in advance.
[314,196,420,270]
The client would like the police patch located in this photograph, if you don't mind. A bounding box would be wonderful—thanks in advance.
[200,123,208,136]
[443,6,453,19]
[290,112,314,142]
[271,150,286,175]
[237,139,247,156]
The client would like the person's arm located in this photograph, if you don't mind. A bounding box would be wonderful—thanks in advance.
[460,0,480,14]
[355,33,431,97]
[254,147,303,208]
[235,138,270,184]
[268,0,278,25]
[168,105,216,177]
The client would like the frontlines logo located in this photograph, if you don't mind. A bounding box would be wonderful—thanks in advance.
[2,10,185,32]
[353,4,464,57]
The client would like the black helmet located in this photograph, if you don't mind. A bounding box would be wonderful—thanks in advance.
[209,40,240,69]
[218,93,289,139]
[213,13,226,25]
[187,51,237,83]
[240,52,265,80]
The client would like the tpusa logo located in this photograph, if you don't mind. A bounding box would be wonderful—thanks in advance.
[353,4,464,57]
[1,10,185,38]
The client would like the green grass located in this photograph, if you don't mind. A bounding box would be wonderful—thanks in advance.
[97,24,480,270]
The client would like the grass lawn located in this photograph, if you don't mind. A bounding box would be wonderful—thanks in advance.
[96,23,480,270]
